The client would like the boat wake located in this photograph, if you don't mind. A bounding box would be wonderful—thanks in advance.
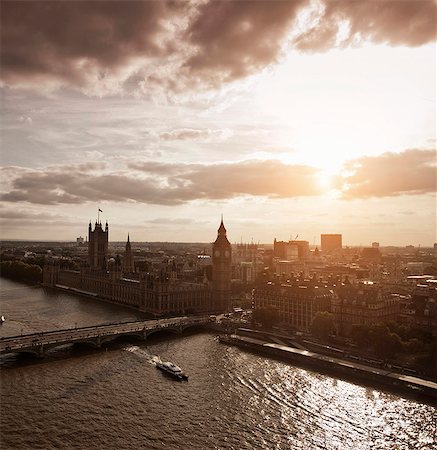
[123,345,161,365]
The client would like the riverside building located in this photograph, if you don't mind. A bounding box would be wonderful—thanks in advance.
[332,281,401,335]
[43,218,232,316]
[254,279,334,331]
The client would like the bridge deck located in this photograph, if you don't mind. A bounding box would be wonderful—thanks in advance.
[0,316,210,354]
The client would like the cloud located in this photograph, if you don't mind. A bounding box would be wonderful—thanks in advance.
[342,149,436,198]
[1,1,435,93]
[18,115,32,124]
[0,208,47,220]
[159,128,230,141]
[1,159,323,206]
[2,150,434,206]
[294,0,437,52]
[0,1,182,88]
[183,0,307,83]
[146,217,206,225]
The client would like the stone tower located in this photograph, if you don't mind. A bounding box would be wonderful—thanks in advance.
[123,234,134,273]
[88,220,108,271]
[212,217,231,312]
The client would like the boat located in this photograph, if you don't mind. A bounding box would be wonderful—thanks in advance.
[156,361,188,381]
[0,316,5,324]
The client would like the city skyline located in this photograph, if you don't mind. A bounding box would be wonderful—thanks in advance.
[1,1,436,245]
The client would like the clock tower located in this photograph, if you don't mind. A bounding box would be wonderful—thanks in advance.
[212,217,231,312]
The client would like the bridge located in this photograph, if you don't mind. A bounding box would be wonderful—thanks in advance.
[0,316,212,357]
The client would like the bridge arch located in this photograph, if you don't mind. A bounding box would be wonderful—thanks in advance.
[99,333,145,345]
[13,348,44,358]
[180,323,205,333]
[145,327,182,339]
[71,339,101,349]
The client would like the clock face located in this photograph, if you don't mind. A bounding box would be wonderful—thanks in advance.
[215,250,220,257]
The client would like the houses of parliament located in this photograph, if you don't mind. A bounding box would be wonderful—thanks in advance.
[43,218,232,316]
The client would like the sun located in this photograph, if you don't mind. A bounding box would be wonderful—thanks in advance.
[318,172,332,190]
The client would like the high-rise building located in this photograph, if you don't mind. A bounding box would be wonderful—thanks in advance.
[123,234,134,273]
[88,220,108,270]
[212,218,232,312]
[321,234,342,253]
[273,239,309,260]
[273,239,298,260]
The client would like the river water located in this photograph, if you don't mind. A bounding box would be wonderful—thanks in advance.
[0,278,436,449]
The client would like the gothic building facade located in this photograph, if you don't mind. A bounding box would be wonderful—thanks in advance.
[123,234,134,273]
[88,221,108,270]
[43,218,232,317]
[212,218,232,312]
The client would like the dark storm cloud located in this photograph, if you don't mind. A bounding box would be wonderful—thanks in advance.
[294,0,437,52]
[1,160,323,206]
[183,0,308,82]
[2,1,434,91]
[342,149,436,199]
[0,0,179,85]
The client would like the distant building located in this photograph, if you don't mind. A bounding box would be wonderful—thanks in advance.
[88,220,108,270]
[407,281,437,333]
[254,280,334,331]
[43,217,232,316]
[76,236,84,245]
[233,242,262,283]
[123,234,134,273]
[372,242,379,248]
[332,282,400,335]
[234,242,258,264]
[294,240,310,259]
[212,219,232,312]
[273,239,309,260]
[321,234,342,253]
[361,247,381,262]
[406,262,425,276]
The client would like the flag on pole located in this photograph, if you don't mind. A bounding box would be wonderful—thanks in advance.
[99,208,103,212]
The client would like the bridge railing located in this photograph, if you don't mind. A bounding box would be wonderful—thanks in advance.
[0,315,211,352]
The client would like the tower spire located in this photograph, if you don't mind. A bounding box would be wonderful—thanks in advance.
[212,215,231,313]
[218,215,226,235]
[123,232,134,273]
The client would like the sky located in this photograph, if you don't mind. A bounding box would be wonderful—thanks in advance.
[0,0,436,246]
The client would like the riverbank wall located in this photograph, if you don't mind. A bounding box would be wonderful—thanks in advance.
[220,334,437,405]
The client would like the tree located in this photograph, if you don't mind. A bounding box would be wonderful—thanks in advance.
[252,307,278,329]
[403,338,424,354]
[311,311,335,340]
[351,324,371,348]
[370,323,403,358]
[0,260,42,283]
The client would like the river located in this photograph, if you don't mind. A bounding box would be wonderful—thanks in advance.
[0,278,436,449]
